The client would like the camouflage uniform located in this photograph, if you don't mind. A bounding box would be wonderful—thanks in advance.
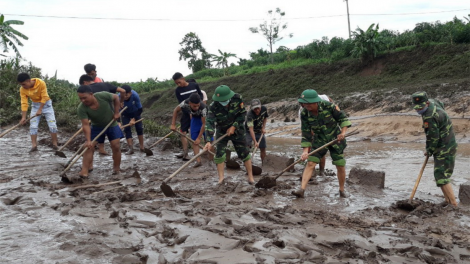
[300,101,352,166]
[206,94,251,164]
[415,94,457,187]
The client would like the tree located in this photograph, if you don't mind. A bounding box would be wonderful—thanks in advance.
[0,14,28,57]
[211,49,237,76]
[249,8,293,64]
[178,32,211,73]
[351,23,382,62]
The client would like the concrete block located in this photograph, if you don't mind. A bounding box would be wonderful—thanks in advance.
[349,167,385,189]
[459,181,470,205]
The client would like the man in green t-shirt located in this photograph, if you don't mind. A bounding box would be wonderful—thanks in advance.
[76,85,123,178]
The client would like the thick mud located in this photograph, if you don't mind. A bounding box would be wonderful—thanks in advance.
[1,128,470,263]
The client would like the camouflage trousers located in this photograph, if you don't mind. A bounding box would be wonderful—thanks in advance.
[307,138,347,167]
[214,129,251,164]
[433,146,457,187]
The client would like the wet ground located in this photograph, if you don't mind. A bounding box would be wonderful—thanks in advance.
[1,129,470,264]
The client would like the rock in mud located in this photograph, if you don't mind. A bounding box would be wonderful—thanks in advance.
[458,181,470,204]
[264,154,295,172]
[349,167,385,189]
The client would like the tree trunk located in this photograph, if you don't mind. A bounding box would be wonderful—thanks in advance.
[269,39,273,64]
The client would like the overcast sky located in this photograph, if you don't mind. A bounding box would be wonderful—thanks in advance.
[1,0,469,84]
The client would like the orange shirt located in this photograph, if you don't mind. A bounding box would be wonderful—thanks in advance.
[20,78,50,111]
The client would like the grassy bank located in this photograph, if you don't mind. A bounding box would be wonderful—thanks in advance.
[141,43,470,123]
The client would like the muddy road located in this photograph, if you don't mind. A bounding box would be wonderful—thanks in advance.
[1,128,470,264]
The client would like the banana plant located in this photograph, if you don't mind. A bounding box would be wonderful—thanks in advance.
[0,14,28,57]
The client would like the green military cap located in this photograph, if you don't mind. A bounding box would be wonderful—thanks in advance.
[212,85,235,102]
[298,89,322,104]
[411,92,429,110]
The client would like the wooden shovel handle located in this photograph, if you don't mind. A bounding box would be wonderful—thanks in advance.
[408,155,429,202]
[0,114,38,138]
[120,118,144,130]
[275,130,359,179]
[60,107,127,176]
[163,133,228,183]
[251,133,265,159]
[148,131,174,149]
[58,127,83,152]
[173,129,216,156]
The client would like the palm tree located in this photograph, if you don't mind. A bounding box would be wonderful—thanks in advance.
[0,14,28,57]
[211,49,237,76]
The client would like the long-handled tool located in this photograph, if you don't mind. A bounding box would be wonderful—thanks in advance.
[0,114,38,138]
[55,127,84,158]
[120,118,143,130]
[255,130,359,189]
[143,131,174,156]
[160,133,228,197]
[408,155,429,203]
[172,129,216,156]
[60,107,127,182]
[250,133,264,175]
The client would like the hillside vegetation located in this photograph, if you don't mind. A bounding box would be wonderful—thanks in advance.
[141,43,470,123]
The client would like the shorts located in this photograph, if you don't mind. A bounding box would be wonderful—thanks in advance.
[180,109,191,133]
[214,129,251,164]
[30,100,57,135]
[307,138,347,167]
[433,146,457,187]
[91,124,124,144]
[122,115,143,139]
[246,133,267,149]
[190,116,203,140]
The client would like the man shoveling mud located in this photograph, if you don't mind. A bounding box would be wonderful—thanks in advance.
[76,86,123,178]
[292,89,352,198]
[17,73,59,152]
[171,93,208,168]
[412,92,458,207]
[204,85,255,185]
[79,74,126,155]
[120,85,145,154]
[245,99,268,164]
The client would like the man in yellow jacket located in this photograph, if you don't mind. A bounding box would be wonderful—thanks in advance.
[18,73,58,152]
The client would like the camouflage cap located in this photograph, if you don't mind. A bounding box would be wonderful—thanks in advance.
[251,99,261,109]
[298,89,322,104]
[411,92,429,110]
[212,85,235,102]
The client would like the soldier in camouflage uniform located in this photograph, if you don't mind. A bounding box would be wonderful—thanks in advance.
[204,85,255,184]
[412,92,458,207]
[292,89,352,198]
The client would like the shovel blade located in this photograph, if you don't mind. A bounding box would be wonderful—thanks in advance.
[226,160,240,170]
[252,165,262,175]
[255,176,277,189]
[55,151,66,158]
[144,148,153,156]
[160,182,177,197]
[60,174,83,184]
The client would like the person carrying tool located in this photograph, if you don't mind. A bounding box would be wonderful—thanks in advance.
[171,93,207,167]
[79,74,126,155]
[76,86,123,178]
[172,72,204,160]
[245,99,268,164]
[84,63,104,83]
[17,73,59,152]
[119,85,144,154]
[292,89,351,198]
[204,85,255,184]
[411,92,458,207]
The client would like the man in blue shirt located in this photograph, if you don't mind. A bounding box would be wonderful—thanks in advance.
[172,72,204,160]
[119,85,144,154]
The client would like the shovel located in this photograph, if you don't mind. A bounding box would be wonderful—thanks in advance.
[255,130,359,189]
[55,127,83,158]
[0,114,38,138]
[143,131,174,156]
[160,133,228,197]
[172,129,216,156]
[60,107,127,183]
[408,155,429,203]
[250,133,264,176]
